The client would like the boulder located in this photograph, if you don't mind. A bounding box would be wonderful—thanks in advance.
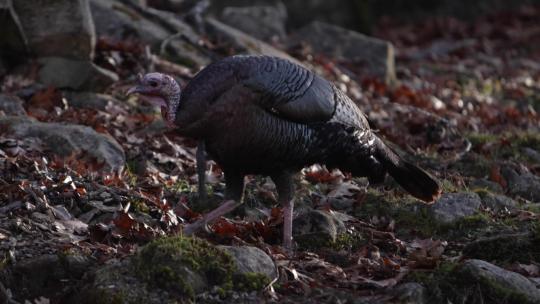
[205,17,300,65]
[75,237,271,303]
[63,91,120,110]
[430,192,482,224]
[0,116,125,171]
[0,254,93,302]
[220,4,287,41]
[12,0,95,60]
[0,94,26,116]
[38,57,118,91]
[459,259,540,304]
[501,164,540,202]
[293,209,346,248]
[288,21,396,83]
[90,0,210,67]
[391,282,428,304]
[479,192,518,212]
[218,245,277,280]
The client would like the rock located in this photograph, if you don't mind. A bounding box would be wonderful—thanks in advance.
[0,116,125,171]
[74,259,177,304]
[38,57,118,91]
[288,21,396,83]
[12,0,95,60]
[459,259,540,304]
[90,0,210,67]
[63,91,120,110]
[220,4,287,41]
[502,164,540,202]
[0,254,93,302]
[0,0,28,64]
[469,178,504,193]
[293,209,346,248]
[205,17,300,65]
[0,94,26,116]
[218,245,277,279]
[76,237,270,303]
[407,39,477,60]
[431,192,482,224]
[463,233,540,263]
[522,147,540,165]
[479,192,518,212]
[391,282,428,304]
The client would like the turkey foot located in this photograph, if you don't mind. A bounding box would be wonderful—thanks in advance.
[183,199,241,235]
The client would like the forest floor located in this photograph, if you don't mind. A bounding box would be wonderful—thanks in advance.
[1,4,540,304]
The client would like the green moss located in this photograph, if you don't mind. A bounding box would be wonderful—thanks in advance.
[132,236,271,300]
[466,132,540,164]
[130,199,149,214]
[132,236,236,299]
[467,133,499,147]
[296,232,365,251]
[233,272,271,292]
[463,232,540,264]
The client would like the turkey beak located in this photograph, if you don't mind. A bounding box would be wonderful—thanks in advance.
[126,86,143,96]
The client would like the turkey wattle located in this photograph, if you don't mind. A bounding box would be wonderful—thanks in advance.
[127,55,441,249]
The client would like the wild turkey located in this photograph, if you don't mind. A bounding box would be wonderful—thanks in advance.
[127,55,441,249]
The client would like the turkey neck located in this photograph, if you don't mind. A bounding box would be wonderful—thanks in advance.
[169,90,209,139]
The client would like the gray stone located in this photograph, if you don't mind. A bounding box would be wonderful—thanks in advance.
[90,0,210,67]
[220,4,287,41]
[205,17,300,65]
[218,245,277,279]
[431,192,482,224]
[13,0,95,60]
[391,282,428,304]
[0,94,26,116]
[293,209,346,245]
[1,254,93,302]
[480,192,518,212]
[0,116,125,171]
[63,91,120,110]
[38,57,118,91]
[501,164,540,202]
[75,259,177,304]
[460,259,540,304]
[288,21,396,83]
[522,147,540,165]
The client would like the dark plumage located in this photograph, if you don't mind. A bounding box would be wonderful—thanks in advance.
[128,55,441,249]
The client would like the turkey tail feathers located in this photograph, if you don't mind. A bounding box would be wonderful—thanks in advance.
[374,138,441,203]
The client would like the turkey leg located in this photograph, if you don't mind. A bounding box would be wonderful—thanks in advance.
[183,171,245,235]
[196,141,207,201]
[272,172,295,249]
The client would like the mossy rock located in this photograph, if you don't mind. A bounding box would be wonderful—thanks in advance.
[353,189,490,239]
[132,236,236,297]
[409,259,540,304]
[76,236,271,303]
[463,233,540,263]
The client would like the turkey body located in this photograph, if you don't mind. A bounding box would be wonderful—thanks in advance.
[173,55,440,247]
[175,56,395,193]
